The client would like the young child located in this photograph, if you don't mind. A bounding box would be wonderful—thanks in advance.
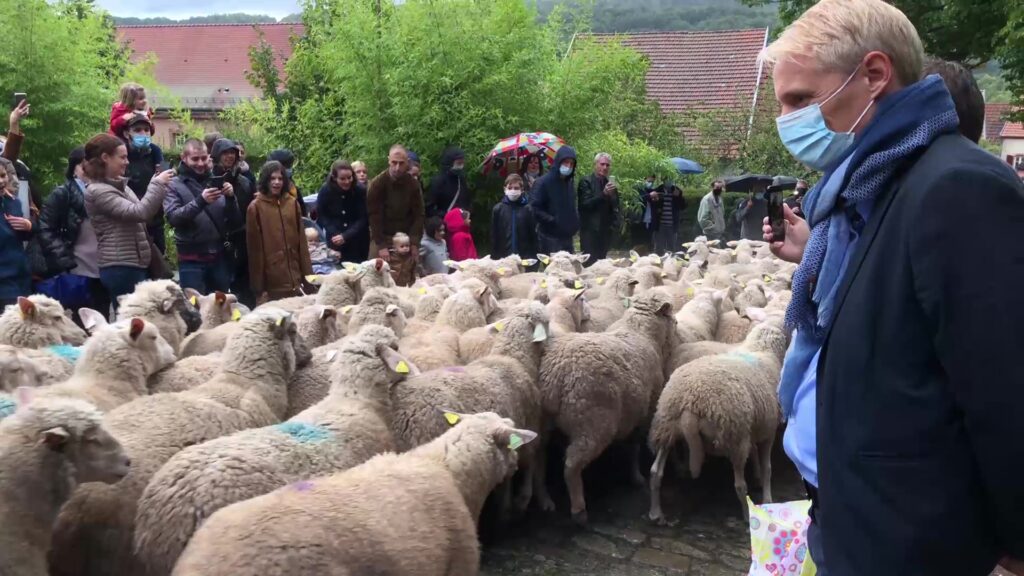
[388,232,416,287]
[443,208,477,262]
[0,158,32,308]
[305,227,339,275]
[109,82,152,136]
[419,216,449,276]
[490,173,537,262]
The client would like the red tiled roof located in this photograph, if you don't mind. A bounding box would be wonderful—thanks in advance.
[587,29,770,115]
[1001,121,1024,139]
[984,103,1013,142]
[116,23,304,109]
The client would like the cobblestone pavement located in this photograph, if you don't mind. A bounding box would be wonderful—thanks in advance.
[480,441,807,576]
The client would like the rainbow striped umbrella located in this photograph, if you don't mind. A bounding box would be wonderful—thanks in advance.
[482,132,565,176]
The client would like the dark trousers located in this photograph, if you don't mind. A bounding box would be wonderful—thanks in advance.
[72,277,112,326]
[536,230,573,255]
[580,228,611,261]
[178,256,233,295]
[651,226,679,255]
[99,266,148,313]
[806,483,829,575]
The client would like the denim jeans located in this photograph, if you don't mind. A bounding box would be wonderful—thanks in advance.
[652,226,679,255]
[99,266,149,313]
[178,257,233,295]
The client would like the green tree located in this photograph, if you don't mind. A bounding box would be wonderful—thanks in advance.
[0,0,131,188]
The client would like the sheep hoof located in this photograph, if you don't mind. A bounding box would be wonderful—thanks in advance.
[646,513,678,527]
[571,510,589,526]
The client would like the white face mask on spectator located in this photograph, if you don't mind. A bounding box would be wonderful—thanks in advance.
[505,188,522,202]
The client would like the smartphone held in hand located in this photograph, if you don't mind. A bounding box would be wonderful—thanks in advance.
[12,92,26,109]
[767,190,786,242]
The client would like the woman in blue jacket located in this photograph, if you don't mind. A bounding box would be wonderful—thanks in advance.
[0,157,32,308]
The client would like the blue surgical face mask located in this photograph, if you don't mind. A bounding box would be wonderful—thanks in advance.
[776,68,874,172]
[559,164,573,177]
[131,135,151,150]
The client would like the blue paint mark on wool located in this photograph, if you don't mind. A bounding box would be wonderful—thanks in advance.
[274,421,332,443]
[0,396,16,420]
[729,352,760,365]
[47,344,82,363]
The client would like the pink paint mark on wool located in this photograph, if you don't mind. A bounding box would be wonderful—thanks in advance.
[291,480,315,492]
[444,366,465,373]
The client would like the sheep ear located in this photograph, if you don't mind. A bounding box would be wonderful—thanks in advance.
[521,258,537,267]
[129,318,146,341]
[657,302,673,317]
[726,241,738,248]
[707,239,721,247]
[496,427,538,451]
[536,254,550,266]
[225,293,238,304]
[78,308,108,333]
[40,426,70,451]
[14,385,35,408]
[473,285,489,302]
[17,297,35,319]
[374,258,384,272]
[160,298,178,315]
[385,304,400,317]
[573,289,586,301]
[183,287,202,302]
[576,253,590,264]
[629,250,639,263]
[746,307,768,322]
[350,269,367,282]
[380,346,417,375]
[214,291,227,305]
[319,306,336,321]
[532,323,548,342]
[270,315,291,339]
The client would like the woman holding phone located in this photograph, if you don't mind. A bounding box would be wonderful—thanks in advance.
[83,133,175,310]
[0,157,32,308]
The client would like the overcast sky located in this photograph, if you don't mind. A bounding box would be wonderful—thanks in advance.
[94,0,300,19]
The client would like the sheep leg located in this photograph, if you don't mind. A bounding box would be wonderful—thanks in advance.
[731,440,752,519]
[628,436,647,488]
[647,447,674,525]
[564,435,605,525]
[669,446,689,479]
[512,452,534,512]
[758,438,774,504]
[532,433,556,512]
[749,444,762,481]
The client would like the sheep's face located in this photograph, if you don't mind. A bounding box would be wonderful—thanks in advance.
[60,423,131,485]
[0,348,36,391]
[385,304,407,339]
[444,412,538,484]
[130,321,177,376]
[16,297,85,345]
[290,329,313,371]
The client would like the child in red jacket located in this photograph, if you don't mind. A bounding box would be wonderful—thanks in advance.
[443,208,477,261]
[109,82,152,136]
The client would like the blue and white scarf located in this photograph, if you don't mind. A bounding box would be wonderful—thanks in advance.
[778,75,960,417]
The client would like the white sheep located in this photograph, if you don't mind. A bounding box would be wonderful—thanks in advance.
[0,345,44,390]
[348,288,407,337]
[133,325,416,575]
[115,280,190,354]
[398,280,498,372]
[537,293,678,522]
[716,283,768,344]
[171,411,537,576]
[583,268,638,332]
[675,290,724,344]
[34,318,175,413]
[0,389,130,576]
[260,268,365,313]
[0,295,87,349]
[647,318,788,523]
[48,309,310,576]
[458,288,584,363]
[392,303,549,511]
[356,257,397,294]
[183,289,239,330]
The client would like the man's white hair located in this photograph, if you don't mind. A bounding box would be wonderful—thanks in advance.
[761,0,924,87]
[594,152,612,164]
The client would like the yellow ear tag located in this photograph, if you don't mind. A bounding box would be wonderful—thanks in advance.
[443,260,455,268]
[444,412,461,426]
[190,296,198,306]
[418,287,428,295]
[596,277,605,285]
[629,254,638,263]
[275,317,285,326]
[231,308,242,321]
[731,250,737,256]
[494,321,505,332]
[540,280,548,289]
[540,256,550,265]
[574,280,584,289]
[686,287,695,297]
[343,262,357,272]
[763,275,774,282]
[497,267,507,276]
[395,360,410,374]
[305,275,320,283]
[660,272,668,278]
[342,305,353,314]
[509,433,524,451]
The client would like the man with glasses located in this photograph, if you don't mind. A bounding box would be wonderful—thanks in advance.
[577,152,620,262]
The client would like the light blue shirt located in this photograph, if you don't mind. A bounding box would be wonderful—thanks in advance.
[783,200,873,488]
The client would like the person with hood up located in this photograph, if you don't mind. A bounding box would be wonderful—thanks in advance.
[164,138,242,294]
[247,160,314,303]
[490,173,537,261]
[212,138,255,303]
[443,208,477,262]
[427,146,472,217]
[577,152,621,261]
[316,159,369,264]
[267,148,308,216]
[529,145,579,254]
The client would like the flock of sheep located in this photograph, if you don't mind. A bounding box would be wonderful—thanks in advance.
[0,237,795,576]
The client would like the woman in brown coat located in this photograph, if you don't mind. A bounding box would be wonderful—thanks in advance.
[247,161,313,303]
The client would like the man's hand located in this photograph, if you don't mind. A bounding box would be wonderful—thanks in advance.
[377,248,390,261]
[221,182,234,198]
[762,203,809,264]
[257,292,270,306]
[649,191,660,202]
[410,244,419,262]
[153,169,176,186]
[331,234,345,247]
[5,215,31,232]
[603,182,617,198]
[999,556,1024,576]
[201,188,223,203]
[9,100,29,133]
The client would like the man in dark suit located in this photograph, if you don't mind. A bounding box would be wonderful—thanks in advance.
[762,0,1024,574]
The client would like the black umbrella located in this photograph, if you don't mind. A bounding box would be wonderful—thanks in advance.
[766,176,800,193]
[723,174,774,193]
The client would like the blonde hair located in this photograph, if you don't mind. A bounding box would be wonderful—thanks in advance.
[118,82,146,109]
[392,232,410,247]
[761,0,924,87]
[305,228,320,242]
[352,160,367,171]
